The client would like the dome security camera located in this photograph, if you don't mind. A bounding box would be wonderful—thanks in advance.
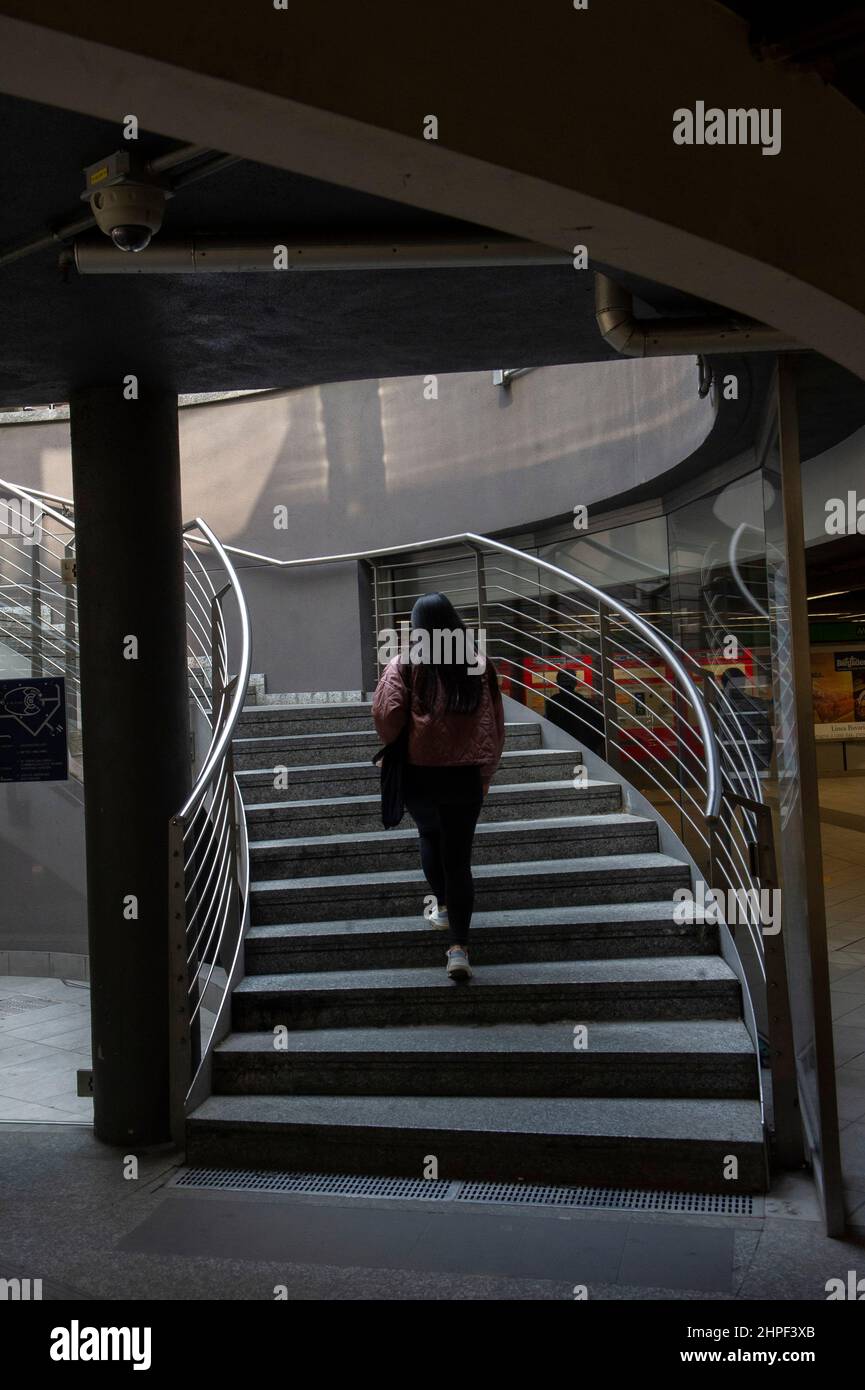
[82,152,171,253]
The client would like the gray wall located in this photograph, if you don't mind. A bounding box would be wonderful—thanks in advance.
[0,775,87,966]
[1,358,713,693]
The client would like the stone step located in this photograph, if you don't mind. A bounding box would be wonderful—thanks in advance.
[233,721,539,771]
[237,702,374,737]
[231,956,740,1030]
[212,1019,759,1100]
[236,748,581,803]
[244,903,718,973]
[244,778,622,839]
[249,813,658,880]
[250,852,691,924]
[186,1093,768,1192]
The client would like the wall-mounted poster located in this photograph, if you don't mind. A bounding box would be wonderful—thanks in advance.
[811,650,865,740]
[0,677,68,781]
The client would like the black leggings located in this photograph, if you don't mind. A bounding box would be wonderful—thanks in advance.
[404,765,484,947]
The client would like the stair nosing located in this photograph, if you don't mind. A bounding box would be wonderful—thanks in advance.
[248,812,654,854]
[249,851,690,895]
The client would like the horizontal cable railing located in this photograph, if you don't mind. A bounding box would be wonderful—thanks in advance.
[0,476,231,742]
[0,476,252,1140]
[9,490,788,1145]
[169,518,252,1136]
[366,537,786,1060]
[0,481,81,755]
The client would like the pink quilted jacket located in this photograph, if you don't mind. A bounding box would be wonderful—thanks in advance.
[372,657,506,788]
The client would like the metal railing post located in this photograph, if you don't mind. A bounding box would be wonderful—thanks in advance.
[597,605,619,768]
[210,585,231,724]
[221,674,243,969]
[372,560,383,679]
[692,672,719,879]
[30,531,43,678]
[357,558,380,697]
[64,538,78,734]
[745,795,804,1168]
[468,541,489,666]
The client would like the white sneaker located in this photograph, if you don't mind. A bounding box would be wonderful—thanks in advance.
[446,947,472,981]
[426,905,449,930]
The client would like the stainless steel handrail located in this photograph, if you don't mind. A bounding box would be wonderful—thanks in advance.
[0,477,75,531]
[0,475,252,1142]
[182,527,722,821]
[179,518,252,815]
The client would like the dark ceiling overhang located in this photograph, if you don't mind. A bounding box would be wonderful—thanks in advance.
[2,84,865,502]
[0,91,795,410]
[721,1,865,111]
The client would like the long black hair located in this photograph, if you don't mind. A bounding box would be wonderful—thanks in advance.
[408,592,495,715]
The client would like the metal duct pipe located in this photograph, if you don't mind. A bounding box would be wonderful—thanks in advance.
[147,143,210,175]
[594,271,800,355]
[70,236,572,275]
[0,146,237,272]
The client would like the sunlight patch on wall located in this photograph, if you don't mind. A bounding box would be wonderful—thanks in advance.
[377,358,712,496]
[180,389,328,540]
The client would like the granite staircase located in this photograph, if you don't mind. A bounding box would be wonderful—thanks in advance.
[187,698,767,1193]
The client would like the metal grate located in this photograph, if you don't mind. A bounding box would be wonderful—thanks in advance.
[455,1181,755,1215]
[0,995,56,1017]
[173,1167,456,1200]
[171,1166,755,1215]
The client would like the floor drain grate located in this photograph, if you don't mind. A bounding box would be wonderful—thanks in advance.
[173,1168,455,1200]
[171,1167,754,1215]
[455,1182,755,1215]
[0,995,56,1017]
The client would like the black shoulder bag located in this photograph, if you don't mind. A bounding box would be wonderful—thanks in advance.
[372,662,412,829]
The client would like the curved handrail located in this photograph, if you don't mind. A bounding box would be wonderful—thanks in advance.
[0,476,75,530]
[729,522,771,623]
[184,525,721,820]
[474,535,721,821]
[0,475,252,1130]
[179,517,252,817]
[0,476,720,818]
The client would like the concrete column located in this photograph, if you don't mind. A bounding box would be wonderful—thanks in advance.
[69,385,190,1145]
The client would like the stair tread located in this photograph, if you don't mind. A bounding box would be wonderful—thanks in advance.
[235,747,568,779]
[235,955,737,994]
[189,1092,764,1143]
[236,722,530,746]
[247,900,695,940]
[250,851,688,894]
[245,778,618,815]
[216,1018,755,1056]
[240,702,372,715]
[250,813,652,854]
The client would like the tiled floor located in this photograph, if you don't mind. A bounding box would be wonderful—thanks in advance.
[819,775,865,829]
[0,975,92,1122]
